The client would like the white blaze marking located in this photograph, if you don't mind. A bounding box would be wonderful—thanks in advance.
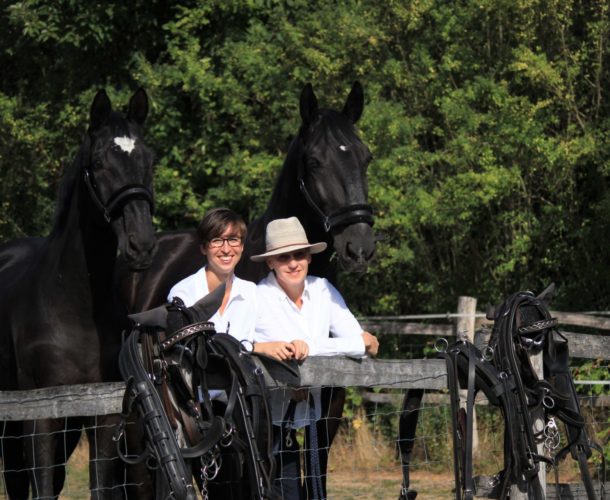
[339,145,348,151]
[114,136,136,154]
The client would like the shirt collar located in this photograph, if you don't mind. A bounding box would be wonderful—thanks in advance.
[203,266,244,301]
[267,271,309,303]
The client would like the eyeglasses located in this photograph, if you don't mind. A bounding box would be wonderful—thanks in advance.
[208,236,242,248]
[274,250,309,262]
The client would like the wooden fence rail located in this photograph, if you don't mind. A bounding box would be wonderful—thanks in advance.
[1,300,608,422]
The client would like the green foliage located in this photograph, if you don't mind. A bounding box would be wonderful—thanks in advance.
[1,0,610,316]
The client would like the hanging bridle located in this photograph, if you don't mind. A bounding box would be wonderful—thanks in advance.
[297,177,374,233]
[82,134,154,223]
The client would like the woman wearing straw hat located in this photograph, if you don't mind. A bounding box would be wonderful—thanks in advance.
[251,216,379,499]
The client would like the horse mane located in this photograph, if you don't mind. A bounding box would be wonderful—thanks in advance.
[50,145,84,236]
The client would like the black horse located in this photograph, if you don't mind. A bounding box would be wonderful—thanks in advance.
[118,81,376,496]
[0,88,156,499]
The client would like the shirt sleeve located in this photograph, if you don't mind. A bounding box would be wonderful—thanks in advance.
[167,281,189,305]
[309,279,365,357]
[310,336,365,357]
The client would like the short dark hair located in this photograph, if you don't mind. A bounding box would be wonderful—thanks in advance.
[197,207,247,245]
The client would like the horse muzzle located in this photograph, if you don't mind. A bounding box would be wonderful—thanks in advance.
[334,222,376,272]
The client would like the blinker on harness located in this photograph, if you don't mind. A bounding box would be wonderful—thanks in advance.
[115,285,280,500]
[441,287,606,500]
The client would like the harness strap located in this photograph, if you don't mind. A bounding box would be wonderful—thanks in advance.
[207,333,276,499]
[463,344,476,500]
[160,321,215,351]
[83,168,153,223]
[445,348,463,500]
[180,416,225,459]
[297,177,373,232]
[118,328,197,499]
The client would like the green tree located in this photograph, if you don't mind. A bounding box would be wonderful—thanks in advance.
[1,0,609,313]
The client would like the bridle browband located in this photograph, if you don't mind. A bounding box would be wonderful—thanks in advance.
[82,134,154,223]
[297,177,374,233]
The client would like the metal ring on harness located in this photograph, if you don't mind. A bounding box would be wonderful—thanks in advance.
[542,394,555,409]
[239,339,254,353]
[482,345,494,361]
[434,337,448,353]
[220,423,235,448]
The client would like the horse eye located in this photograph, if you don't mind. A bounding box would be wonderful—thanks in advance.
[307,157,321,169]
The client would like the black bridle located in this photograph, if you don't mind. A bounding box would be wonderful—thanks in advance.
[82,135,154,223]
[297,177,373,233]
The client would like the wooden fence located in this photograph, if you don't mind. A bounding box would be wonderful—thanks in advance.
[0,296,608,498]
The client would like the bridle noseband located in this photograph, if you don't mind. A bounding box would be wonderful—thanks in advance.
[84,168,154,223]
[82,135,154,223]
[297,177,374,233]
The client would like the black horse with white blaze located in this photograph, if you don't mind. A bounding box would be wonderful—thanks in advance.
[0,88,156,499]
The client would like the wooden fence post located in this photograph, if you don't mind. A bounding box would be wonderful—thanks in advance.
[455,296,479,456]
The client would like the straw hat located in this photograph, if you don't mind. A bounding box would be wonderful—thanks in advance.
[250,217,327,262]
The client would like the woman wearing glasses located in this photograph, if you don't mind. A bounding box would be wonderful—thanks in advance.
[166,207,257,341]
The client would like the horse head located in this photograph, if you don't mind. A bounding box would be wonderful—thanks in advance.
[82,88,157,270]
[297,81,375,273]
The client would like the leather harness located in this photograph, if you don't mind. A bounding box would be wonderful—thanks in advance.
[440,288,606,499]
[115,288,285,499]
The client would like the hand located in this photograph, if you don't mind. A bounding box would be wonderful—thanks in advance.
[361,331,379,357]
[290,339,310,361]
[254,341,296,361]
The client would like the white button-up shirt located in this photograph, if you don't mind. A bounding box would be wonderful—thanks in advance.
[167,266,257,343]
[255,272,365,427]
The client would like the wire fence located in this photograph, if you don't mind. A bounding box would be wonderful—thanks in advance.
[1,382,606,499]
[1,298,608,498]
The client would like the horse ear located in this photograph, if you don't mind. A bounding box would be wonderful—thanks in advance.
[342,81,364,123]
[128,87,149,126]
[89,90,112,131]
[299,83,318,126]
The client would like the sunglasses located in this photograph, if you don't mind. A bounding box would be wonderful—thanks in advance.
[274,250,310,262]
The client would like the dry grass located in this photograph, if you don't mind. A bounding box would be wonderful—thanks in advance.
[326,409,454,498]
[59,438,90,500]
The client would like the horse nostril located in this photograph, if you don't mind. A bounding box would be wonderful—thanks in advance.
[346,242,365,263]
[346,241,375,263]
[128,233,155,256]
[128,233,139,252]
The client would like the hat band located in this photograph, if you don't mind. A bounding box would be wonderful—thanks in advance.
[265,242,311,254]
